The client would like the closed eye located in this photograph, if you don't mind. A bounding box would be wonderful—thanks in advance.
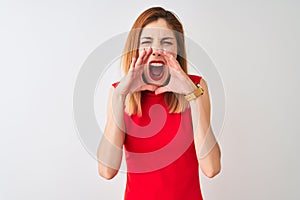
[162,41,173,45]
[161,37,174,45]
[141,41,151,44]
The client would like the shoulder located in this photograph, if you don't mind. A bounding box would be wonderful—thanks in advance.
[188,74,202,84]
[188,74,208,91]
[112,81,120,88]
[112,75,207,89]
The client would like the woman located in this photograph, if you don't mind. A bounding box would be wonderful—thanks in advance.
[97,6,221,200]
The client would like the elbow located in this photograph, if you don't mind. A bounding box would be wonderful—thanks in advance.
[200,158,222,178]
[203,168,221,178]
[99,171,116,180]
[98,165,118,180]
[200,143,222,178]
[202,164,221,178]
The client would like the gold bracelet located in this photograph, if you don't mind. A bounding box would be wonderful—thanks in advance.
[184,83,204,101]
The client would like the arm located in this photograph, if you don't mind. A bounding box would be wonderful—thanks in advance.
[97,48,155,180]
[153,50,221,178]
[189,78,222,178]
[97,86,125,180]
[152,50,221,178]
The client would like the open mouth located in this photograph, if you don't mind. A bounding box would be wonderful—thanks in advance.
[149,61,165,81]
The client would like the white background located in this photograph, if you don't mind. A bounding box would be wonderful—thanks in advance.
[1,0,299,199]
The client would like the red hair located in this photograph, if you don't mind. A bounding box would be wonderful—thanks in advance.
[122,7,189,116]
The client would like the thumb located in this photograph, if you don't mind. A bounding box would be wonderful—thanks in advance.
[137,84,158,92]
[155,86,170,95]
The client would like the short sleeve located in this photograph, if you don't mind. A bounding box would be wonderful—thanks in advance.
[188,74,202,84]
[112,81,120,88]
[112,75,202,88]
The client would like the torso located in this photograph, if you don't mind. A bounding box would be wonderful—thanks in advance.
[113,74,203,200]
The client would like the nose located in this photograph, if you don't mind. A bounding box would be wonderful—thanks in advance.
[151,47,162,57]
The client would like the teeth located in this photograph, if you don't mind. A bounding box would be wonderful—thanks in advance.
[150,63,164,67]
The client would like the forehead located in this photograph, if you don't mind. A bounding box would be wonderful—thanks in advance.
[140,19,175,38]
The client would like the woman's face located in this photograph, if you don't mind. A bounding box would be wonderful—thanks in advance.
[139,18,178,86]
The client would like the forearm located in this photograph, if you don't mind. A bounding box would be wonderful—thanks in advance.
[189,97,221,178]
[97,133,123,179]
[97,87,126,179]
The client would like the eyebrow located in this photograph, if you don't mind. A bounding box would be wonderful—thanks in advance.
[140,37,175,40]
[161,37,174,40]
[141,37,153,40]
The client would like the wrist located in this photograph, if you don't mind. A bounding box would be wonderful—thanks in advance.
[184,82,198,95]
[184,83,204,101]
[114,82,128,95]
[114,87,127,102]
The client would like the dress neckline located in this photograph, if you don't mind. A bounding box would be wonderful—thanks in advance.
[142,90,165,97]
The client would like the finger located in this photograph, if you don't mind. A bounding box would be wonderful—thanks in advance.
[145,84,158,91]
[168,55,181,70]
[160,51,172,69]
[137,84,158,92]
[161,49,173,61]
[135,49,146,68]
[142,47,153,64]
[161,51,179,70]
[129,57,136,71]
[155,86,171,95]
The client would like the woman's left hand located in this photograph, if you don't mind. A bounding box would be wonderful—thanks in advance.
[154,51,197,95]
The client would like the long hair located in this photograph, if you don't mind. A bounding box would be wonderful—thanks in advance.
[122,7,189,116]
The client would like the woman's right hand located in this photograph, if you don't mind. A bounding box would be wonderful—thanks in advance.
[115,47,158,96]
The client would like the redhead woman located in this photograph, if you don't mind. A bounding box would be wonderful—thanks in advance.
[97,6,221,200]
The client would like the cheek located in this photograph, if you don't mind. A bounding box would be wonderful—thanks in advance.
[168,46,177,58]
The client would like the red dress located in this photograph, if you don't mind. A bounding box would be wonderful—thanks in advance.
[112,74,203,200]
